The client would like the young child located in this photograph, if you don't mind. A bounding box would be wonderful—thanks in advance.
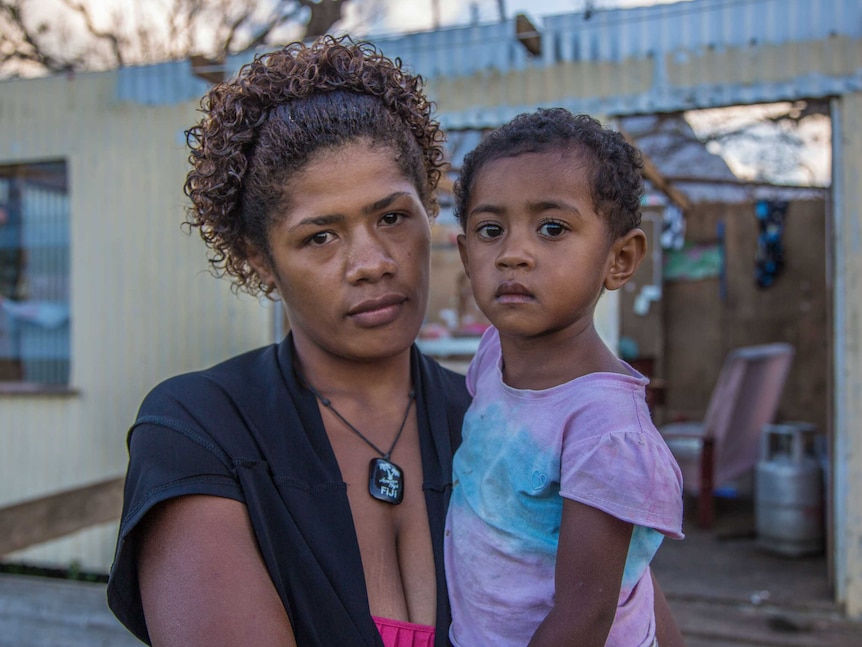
[444,108,684,647]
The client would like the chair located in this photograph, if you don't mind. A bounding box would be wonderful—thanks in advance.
[659,343,795,528]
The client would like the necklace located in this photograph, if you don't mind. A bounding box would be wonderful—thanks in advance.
[301,377,415,505]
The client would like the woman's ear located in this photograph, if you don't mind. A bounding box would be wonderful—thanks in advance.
[245,242,276,290]
[604,228,647,291]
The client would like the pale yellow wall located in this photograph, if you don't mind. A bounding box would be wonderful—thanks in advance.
[0,72,274,570]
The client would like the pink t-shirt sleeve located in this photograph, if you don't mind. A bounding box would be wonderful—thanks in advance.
[558,381,685,539]
[465,326,497,397]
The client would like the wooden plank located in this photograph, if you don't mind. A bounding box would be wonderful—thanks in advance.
[0,477,124,556]
[618,128,692,213]
[515,13,542,56]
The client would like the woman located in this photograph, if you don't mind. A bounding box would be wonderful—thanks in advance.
[107,36,469,647]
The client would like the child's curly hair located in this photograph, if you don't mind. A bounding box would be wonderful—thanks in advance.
[454,108,644,240]
[184,35,446,296]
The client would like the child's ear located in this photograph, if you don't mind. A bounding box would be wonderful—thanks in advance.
[604,228,647,291]
[457,233,470,277]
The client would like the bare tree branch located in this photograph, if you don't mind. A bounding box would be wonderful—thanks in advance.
[0,0,77,73]
[235,2,301,56]
[61,0,125,66]
[167,0,212,60]
[234,0,342,56]
[300,0,348,39]
[221,6,255,55]
[0,0,353,78]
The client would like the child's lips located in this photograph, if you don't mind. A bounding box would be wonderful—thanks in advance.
[495,281,533,302]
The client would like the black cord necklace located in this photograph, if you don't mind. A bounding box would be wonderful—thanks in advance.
[301,377,415,505]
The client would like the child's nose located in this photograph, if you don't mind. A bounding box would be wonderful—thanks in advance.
[495,238,535,270]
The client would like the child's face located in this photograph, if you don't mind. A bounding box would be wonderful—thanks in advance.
[458,150,619,341]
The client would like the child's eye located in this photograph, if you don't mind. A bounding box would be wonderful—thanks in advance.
[538,221,567,237]
[476,223,504,239]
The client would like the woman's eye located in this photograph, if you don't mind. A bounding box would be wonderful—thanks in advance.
[307,231,334,246]
[476,223,503,239]
[539,221,566,237]
[380,212,403,226]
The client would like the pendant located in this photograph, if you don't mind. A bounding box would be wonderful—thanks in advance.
[368,457,404,505]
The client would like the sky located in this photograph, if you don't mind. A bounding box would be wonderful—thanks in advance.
[31,1,686,59]
[344,0,685,36]
[28,1,684,65]
[53,0,686,42]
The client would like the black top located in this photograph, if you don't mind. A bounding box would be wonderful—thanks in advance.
[107,335,469,647]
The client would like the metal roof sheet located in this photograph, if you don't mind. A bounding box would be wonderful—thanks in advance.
[109,0,861,119]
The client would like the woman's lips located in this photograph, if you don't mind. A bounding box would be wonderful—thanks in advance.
[347,294,408,327]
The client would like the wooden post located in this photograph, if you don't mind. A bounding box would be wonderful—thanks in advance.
[698,438,715,529]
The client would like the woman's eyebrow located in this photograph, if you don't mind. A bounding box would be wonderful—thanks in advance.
[288,214,344,232]
[363,191,414,214]
[286,192,415,231]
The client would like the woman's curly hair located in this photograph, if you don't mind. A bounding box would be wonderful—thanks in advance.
[184,35,446,296]
[454,108,644,240]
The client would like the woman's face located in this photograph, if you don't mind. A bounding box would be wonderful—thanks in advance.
[250,140,432,365]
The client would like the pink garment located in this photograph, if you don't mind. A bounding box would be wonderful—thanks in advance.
[373,616,435,647]
[445,327,684,647]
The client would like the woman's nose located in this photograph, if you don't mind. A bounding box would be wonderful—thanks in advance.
[345,231,397,283]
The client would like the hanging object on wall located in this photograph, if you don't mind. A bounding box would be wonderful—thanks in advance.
[663,242,723,282]
[661,204,685,251]
[755,201,788,289]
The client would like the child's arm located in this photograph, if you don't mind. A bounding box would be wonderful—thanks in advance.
[528,499,632,647]
[653,571,687,647]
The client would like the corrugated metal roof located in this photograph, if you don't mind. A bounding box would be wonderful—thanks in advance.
[382,0,862,76]
[112,0,862,119]
[373,20,537,77]
[542,0,861,62]
[115,58,226,106]
[113,19,533,106]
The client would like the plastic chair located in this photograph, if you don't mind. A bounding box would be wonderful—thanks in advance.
[659,343,795,528]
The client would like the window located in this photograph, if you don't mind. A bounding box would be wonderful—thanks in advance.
[0,161,70,386]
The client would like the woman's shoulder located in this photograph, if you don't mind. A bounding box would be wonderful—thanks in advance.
[143,343,280,404]
[133,343,284,446]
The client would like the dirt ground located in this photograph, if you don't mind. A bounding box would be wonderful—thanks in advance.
[653,495,862,646]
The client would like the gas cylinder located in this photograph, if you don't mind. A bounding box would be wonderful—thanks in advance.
[755,423,824,556]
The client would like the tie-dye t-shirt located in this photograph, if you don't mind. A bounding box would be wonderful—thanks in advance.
[444,328,684,647]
